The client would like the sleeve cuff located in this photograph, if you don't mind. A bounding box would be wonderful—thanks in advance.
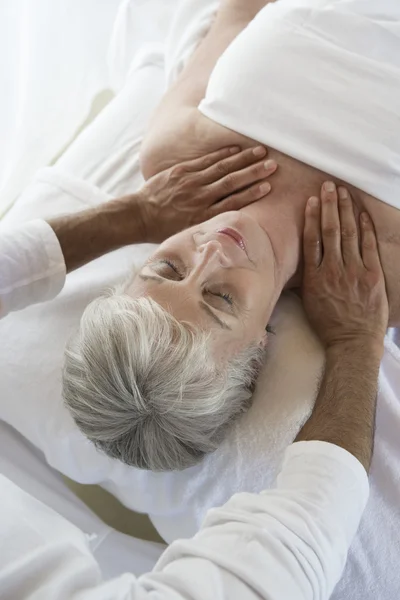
[284,440,369,488]
[36,220,67,300]
[275,440,370,544]
[0,220,66,317]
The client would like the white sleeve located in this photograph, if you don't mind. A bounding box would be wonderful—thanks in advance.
[0,219,66,318]
[148,441,369,600]
[0,442,369,600]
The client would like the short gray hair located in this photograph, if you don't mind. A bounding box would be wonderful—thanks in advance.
[62,288,264,472]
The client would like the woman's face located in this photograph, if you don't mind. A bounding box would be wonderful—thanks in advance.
[128,212,278,357]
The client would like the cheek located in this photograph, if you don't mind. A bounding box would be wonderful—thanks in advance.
[237,279,275,339]
[241,273,274,314]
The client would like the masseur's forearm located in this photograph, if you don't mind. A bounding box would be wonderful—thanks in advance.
[47,196,145,273]
[296,341,382,471]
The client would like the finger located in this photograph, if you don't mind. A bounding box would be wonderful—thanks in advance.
[321,181,342,261]
[197,146,269,184]
[338,186,360,265]
[208,179,273,214]
[303,196,322,269]
[360,212,382,272]
[181,146,243,172]
[206,158,277,203]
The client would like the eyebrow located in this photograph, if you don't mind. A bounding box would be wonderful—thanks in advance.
[199,301,231,330]
[139,274,231,330]
[139,274,164,284]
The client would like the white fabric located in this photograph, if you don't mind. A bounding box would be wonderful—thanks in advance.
[164,0,220,86]
[0,442,369,600]
[0,0,121,218]
[0,421,165,581]
[0,220,65,319]
[0,3,399,599]
[108,0,180,91]
[198,0,400,208]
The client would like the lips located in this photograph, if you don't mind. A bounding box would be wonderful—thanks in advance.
[216,228,247,253]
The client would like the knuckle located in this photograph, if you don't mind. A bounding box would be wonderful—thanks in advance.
[347,266,358,282]
[363,237,376,251]
[170,164,188,179]
[306,236,321,247]
[215,161,230,177]
[325,264,340,281]
[202,155,215,168]
[305,239,321,254]
[365,271,380,287]
[221,174,236,193]
[341,227,357,240]
[322,225,340,238]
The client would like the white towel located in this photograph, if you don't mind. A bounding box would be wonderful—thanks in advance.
[1,3,400,598]
[198,0,400,208]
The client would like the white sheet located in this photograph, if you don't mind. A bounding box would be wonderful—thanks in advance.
[0,0,121,219]
[0,422,165,580]
[1,2,400,599]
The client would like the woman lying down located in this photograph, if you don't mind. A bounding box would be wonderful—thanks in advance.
[63,0,400,471]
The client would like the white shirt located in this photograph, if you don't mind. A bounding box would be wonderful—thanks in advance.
[0,219,66,319]
[0,441,368,600]
[0,220,369,599]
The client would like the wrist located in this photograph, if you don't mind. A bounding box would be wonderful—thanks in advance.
[326,337,384,363]
[104,194,148,246]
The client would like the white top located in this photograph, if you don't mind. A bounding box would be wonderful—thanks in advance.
[0,441,369,600]
[199,0,400,208]
[0,219,66,319]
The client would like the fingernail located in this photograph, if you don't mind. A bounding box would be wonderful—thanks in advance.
[308,196,319,207]
[259,182,271,194]
[230,146,240,154]
[264,159,276,170]
[338,187,348,201]
[253,146,267,157]
[324,181,336,192]
[361,212,370,224]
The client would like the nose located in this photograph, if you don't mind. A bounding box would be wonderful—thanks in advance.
[189,239,228,281]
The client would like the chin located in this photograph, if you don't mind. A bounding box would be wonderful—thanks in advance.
[219,211,255,228]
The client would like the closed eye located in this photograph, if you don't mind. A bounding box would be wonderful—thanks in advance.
[204,288,235,314]
[147,261,236,312]
[205,289,233,306]
[152,259,184,280]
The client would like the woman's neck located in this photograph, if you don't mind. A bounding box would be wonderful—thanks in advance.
[242,189,307,292]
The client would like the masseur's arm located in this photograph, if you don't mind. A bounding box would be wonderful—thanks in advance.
[0,146,275,318]
[296,183,388,471]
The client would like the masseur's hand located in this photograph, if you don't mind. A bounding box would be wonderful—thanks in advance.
[137,146,277,242]
[302,182,388,353]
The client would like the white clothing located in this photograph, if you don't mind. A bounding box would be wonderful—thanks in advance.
[0,421,165,581]
[0,441,369,600]
[199,0,400,208]
[0,6,399,600]
[0,220,65,319]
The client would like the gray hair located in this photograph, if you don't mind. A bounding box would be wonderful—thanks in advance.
[62,288,264,472]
